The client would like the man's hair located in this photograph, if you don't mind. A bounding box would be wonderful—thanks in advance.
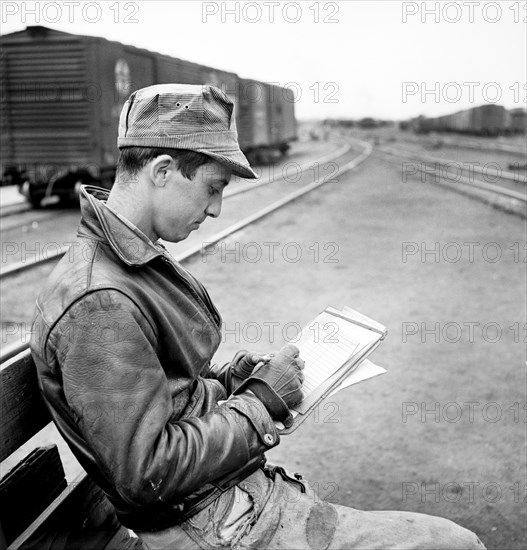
[116,147,211,180]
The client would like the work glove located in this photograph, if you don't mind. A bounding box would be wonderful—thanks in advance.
[234,344,305,428]
[209,350,268,394]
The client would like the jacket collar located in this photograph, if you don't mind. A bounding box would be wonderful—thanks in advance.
[78,185,163,266]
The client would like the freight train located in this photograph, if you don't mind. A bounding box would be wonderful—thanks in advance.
[407,105,526,137]
[0,26,297,207]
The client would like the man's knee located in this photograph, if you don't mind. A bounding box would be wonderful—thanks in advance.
[328,507,486,550]
[420,513,485,550]
[380,511,486,550]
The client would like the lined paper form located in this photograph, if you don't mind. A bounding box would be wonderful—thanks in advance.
[274,307,387,431]
[293,310,380,400]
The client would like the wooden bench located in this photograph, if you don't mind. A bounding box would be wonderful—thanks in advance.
[0,348,144,550]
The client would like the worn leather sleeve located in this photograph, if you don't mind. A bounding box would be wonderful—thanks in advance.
[205,361,231,388]
[51,289,279,508]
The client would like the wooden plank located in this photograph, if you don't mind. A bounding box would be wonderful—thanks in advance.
[0,445,67,545]
[105,527,145,550]
[0,349,52,462]
[0,351,142,549]
[0,518,7,550]
[8,472,124,550]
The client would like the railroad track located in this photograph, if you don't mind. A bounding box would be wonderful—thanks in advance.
[0,210,64,233]
[395,134,526,157]
[377,145,527,206]
[0,202,33,219]
[0,139,370,361]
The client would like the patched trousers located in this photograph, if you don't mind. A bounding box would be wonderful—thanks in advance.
[135,466,486,550]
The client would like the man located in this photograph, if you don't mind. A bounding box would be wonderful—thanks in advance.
[31,84,485,549]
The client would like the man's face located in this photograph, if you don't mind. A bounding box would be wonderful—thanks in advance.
[151,159,231,243]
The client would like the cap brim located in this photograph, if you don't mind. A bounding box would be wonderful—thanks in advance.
[204,151,258,179]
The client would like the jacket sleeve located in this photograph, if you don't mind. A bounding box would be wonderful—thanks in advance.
[51,289,279,507]
[204,360,230,386]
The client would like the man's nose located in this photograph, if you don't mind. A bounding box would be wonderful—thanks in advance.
[205,196,222,218]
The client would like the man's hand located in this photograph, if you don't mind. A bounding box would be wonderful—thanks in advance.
[234,344,305,428]
[229,350,265,381]
[209,350,274,394]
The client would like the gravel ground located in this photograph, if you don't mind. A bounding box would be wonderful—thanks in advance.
[2,145,525,549]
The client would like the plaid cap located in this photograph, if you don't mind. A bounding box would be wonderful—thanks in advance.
[118,83,257,179]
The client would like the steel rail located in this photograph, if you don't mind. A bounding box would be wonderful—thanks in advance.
[416,167,527,202]
[0,203,33,219]
[223,142,351,199]
[174,140,372,264]
[1,211,62,233]
[377,147,526,202]
[380,145,527,185]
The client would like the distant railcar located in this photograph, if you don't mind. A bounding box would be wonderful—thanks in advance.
[236,79,297,163]
[409,104,517,137]
[470,105,508,136]
[409,116,431,134]
[237,79,272,163]
[0,26,296,206]
[509,108,527,135]
[267,83,296,154]
[449,109,471,132]
[457,109,472,132]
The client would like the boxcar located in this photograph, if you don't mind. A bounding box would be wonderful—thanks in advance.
[0,26,296,206]
[268,83,297,152]
[450,108,471,132]
[237,78,272,161]
[237,79,297,163]
[509,108,527,135]
[470,104,508,136]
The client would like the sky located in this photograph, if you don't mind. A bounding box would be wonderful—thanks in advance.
[1,0,525,120]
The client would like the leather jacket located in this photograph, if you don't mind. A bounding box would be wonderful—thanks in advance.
[30,185,279,531]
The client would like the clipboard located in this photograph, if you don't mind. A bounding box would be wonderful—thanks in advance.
[275,306,387,434]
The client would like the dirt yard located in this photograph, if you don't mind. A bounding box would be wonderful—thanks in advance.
[184,150,525,550]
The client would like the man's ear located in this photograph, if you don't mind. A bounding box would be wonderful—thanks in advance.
[149,155,175,188]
